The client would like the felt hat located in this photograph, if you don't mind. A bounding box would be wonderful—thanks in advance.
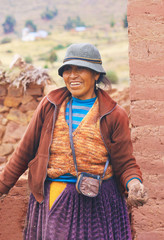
[58,43,106,76]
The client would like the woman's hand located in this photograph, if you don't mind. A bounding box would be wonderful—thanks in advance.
[127,179,148,207]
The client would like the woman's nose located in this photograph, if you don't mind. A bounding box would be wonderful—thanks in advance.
[69,68,78,77]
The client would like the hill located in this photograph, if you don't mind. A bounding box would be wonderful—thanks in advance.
[0,0,127,36]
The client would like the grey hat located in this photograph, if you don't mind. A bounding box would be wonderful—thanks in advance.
[58,43,106,76]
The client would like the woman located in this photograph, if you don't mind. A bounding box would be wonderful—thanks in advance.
[0,43,147,240]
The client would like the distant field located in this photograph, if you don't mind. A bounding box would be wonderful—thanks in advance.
[0,28,129,87]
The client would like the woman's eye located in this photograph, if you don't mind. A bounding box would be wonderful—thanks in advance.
[63,66,71,72]
[77,66,85,71]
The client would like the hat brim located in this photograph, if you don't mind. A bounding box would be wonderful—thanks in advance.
[58,59,106,77]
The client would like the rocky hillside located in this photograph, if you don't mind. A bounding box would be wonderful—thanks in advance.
[0,0,127,35]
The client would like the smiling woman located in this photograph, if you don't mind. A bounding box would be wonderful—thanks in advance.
[0,43,147,240]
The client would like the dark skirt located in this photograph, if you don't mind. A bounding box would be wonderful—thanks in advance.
[24,178,132,240]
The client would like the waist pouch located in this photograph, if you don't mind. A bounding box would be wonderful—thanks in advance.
[76,172,102,197]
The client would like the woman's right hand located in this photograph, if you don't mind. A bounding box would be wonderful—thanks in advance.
[127,180,148,207]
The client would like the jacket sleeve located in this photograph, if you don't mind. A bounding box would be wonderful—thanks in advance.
[109,106,143,190]
[0,97,47,194]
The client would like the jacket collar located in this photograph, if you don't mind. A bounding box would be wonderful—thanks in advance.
[47,87,71,106]
[47,87,117,117]
[96,88,117,117]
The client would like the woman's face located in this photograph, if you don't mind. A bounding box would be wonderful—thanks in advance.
[63,65,100,100]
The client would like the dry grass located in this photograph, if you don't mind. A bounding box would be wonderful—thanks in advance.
[0,28,129,88]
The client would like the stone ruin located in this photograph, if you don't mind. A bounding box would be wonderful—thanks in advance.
[0,55,52,170]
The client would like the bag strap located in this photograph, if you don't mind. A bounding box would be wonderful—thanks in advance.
[68,98,111,178]
[69,98,78,176]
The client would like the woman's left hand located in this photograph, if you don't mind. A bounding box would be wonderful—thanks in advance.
[127,180,148,207]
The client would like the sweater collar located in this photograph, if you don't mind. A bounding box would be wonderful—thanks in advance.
[47,87,117,117]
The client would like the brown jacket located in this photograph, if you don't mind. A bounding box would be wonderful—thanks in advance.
[0,87,142,203]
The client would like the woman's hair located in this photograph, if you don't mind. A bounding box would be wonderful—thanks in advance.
[96,73,111,86]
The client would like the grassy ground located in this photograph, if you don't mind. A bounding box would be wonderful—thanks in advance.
[0,27,129,88]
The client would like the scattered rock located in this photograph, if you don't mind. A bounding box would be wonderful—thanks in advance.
[7,109,28,125]
[0,156,6,164]
[3,121,27,143]
[4,96,22,108]
[21,95,33,104]
[19,99,39,113]
[26,110,35,122]
[25,87,42,96]
[44,84,57,95]
[1,118,8,126]
[0,105,9,113]
[0,143,14,156]
[0,85,7,97]
[8,86,23,97]
[9,54,26,69]
[0,125,6,139]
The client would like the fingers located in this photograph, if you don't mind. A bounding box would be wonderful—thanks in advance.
[127,182,148,207]
[127,196,148,208]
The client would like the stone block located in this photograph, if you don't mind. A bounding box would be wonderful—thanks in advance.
[0,105,9,113]
[0,85,7,97]
[8,86,23,97]
[0,143,13,156]
[0,125,5,139]
[28,83,44,89]
[3,121,27,143]
[0,97,4,105]
[133,202,164,231]
[37,96,43,102]
[0,178,29,240]
[21,95,33,104]
[0,156,6,164]
[136,231,164,240]
[19,99,38,113]
[134,157,164,175]
[130,74,164,85]
[26,110,35,122]
[131,126,164,154]
[25,87,42,96]
[130,100,164,126]
[44,84,57,95]
[128,15,164,40]
[129,40,164,61]
[128,0,164,17]
[4,96,22,108]
[7,108,28,125]
[130,83,164,101]
[129,59,164,78]
[0,118,8,126]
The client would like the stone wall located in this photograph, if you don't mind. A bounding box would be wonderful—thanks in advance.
[128,0,164,239]
[0,57,52,239]
[0,57,51,168]
[0,56,56,239]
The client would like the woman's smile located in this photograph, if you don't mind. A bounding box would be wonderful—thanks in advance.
[70,81,82,87]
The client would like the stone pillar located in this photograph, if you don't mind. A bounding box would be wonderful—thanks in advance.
[128,0,164,239]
